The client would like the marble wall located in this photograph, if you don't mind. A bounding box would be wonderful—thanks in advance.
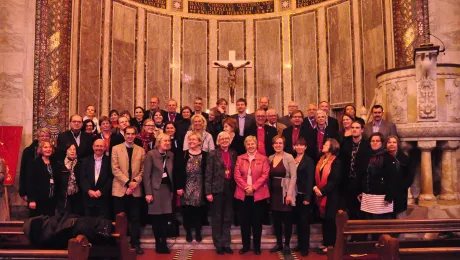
[69,0,398,116]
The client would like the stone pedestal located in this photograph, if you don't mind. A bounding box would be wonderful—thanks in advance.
[417,141,437,206]
[438,141,459,205]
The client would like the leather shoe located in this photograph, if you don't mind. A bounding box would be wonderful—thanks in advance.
[186,233,193,243]
[301,250,309,256]
[223,247,233,254]
[133,244,144,255]
[239,248,250,254]
[216,247,224,255]
[195,233,202,243]
[270,244,282,253]
[282,245,291,256]
[254,249,262,255]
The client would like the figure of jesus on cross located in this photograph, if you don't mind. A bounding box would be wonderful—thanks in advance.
[213,50,252,103]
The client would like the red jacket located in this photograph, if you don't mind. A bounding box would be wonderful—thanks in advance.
[234,152,270,202]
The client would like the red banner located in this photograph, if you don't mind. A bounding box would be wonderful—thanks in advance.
[0,126,23,186]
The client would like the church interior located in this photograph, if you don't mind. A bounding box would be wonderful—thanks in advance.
[1,0,460,259]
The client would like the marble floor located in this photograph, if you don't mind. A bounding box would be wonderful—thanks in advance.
[137,249,328,260]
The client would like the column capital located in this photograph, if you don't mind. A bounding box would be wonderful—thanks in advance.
[417,140,436,151]
[439,141,460,151]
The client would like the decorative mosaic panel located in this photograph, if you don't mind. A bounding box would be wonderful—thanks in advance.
[188,1,275,15]
[34,0,72,140]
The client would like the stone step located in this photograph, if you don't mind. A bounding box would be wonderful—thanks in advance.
[141,224,323,236]
[140,234,323,250]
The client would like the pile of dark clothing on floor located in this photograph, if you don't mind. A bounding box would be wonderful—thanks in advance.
[23,212,113,249]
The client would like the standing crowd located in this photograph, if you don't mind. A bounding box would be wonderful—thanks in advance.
[19,96,414,256]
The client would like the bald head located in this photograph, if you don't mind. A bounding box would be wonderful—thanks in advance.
[93,139,106,157]
[266,108,278,124]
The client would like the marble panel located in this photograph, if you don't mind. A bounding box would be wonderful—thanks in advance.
[111,2,136,112]
[254,18,282,114]
[291,12,318,107]
[78,0,103,116]
[145,13,172,106]
[218,21,245,102]
[327,1,354,105]
[181,19,208,108]
[362,0,385,107]
[429,0,460,64]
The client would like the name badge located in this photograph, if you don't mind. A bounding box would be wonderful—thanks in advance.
[162,172,168,178]
[50,179,54,184]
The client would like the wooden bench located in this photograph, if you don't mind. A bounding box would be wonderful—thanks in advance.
[329,211,460,260]
[0,213,136,260]
[376,234,460,260]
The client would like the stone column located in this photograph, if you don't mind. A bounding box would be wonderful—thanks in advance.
[417,141,437,206]
[401,141,415,204]
[438,141,459,204]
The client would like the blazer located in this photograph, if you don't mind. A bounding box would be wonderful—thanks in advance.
[339,138,371,196]
[130,118,144,133]
[266,122,287,136]
[268,152,298,205]
[234,152,270,202]
[327,116,340,133]
[247,125,278,156]
[165,112,183,123]
[231,113,255,136]
[278,115,292,127]
[54,159,82,211]
[282,125,312,157]
[111,143,146,197]
[57,130,93,160]
[363,119,398,140]
[143,149,174,197]
[295,153,315,203]
[19,140,39,197]
[79,155,113,206]
[205,148,237,195]
[26,157,59,202]
[310,126,339,161]
[316,157,342,219]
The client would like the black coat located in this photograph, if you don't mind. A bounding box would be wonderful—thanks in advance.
[247,125,278,156]
[26,157,59,203]
[360,150,397,203]
[205,148,237,195]
[327,116,340,133]
[19,140,39,197]
[94,133,121,157]
[317,158,342,219]
[144,109,168,123]
[164,112,183,123]
[79,155,113,207]
[229,133,246,155]
[174,151,207,191]
[282,125,312,157]
[391,151,413,214]
[56,131,93,160]
[207,122,223,144]
[339,138,371,197]
[193,111,209,120]
[309,126,338,161]
[130,118,144,133]
[296,154,315,203]
[54,159,82,214]
[175,119,191,141]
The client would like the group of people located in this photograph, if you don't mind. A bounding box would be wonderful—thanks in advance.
[18,96,414,256]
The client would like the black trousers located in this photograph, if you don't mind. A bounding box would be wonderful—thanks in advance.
[364,212,395,240]
[294,195,311,250]
[113,195,141,246]
[29,198,56,217]
[151,214,172,247]
[272,210,293,246]
[238,197,266,250]
[84,199,111,220]
[182,206,204,234]
[322,218,336,247]
[210,182,233,248]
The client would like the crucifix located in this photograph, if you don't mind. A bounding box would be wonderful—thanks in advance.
[213,50,252,103]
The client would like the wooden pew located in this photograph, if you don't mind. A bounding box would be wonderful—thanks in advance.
[0,213,136,260]
[329,211,460,260]
[376,234,460,260]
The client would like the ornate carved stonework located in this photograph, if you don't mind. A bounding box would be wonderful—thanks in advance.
[396,122,460,139]
[374,85,383,106]
[446,78,460,122]
[415,48,438,120]
[387,82,407,123]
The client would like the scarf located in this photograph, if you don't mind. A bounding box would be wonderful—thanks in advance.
[137,131,155,152]
[315,154,337,217]
[64,157,78,196]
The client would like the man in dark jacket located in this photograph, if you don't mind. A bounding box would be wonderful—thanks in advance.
[79,139,113,219]
[56,114,93,160]
[246,109,277,156]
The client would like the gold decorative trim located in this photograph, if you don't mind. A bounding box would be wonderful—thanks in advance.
[188,1,275,16]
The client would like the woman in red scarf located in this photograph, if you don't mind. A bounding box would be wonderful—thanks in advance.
[135,119,156,152]
[313,138,341,255]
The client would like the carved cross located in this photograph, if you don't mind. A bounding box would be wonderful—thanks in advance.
[213,50,252,103]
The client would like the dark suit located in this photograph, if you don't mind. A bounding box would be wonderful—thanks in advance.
[193,111,209,120]
[310,126,338,161]
[165,112,183,123]
[247,125,277,156]
[205,148,237,249]
[144,109,168,123]
[294,153,315,251]
[19,140,39,197]
[278,115,292,127]
[231,113,255,137]
[282,125,312,157]
[130,118,144,133]
[26,157,59,216]
[56,130,93,160]
[94,133,120,157]
[363,119,398,140]
[79,155,113,219]
[327,116,339,133]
